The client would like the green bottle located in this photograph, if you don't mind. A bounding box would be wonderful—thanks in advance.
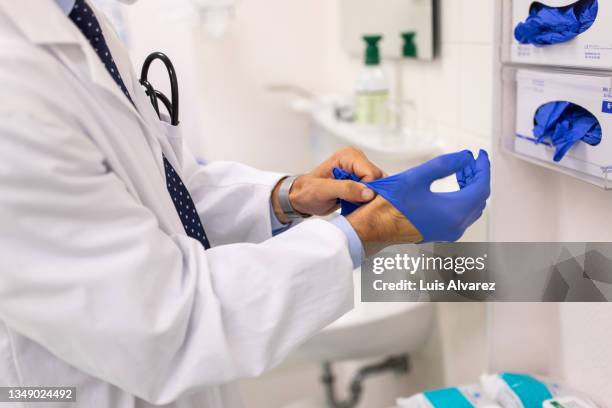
[402,32,418,59]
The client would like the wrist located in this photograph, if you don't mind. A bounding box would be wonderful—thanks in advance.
[287,175,310,216]
[346,207,389,258]
[346,197,423,251]
[346,199,386,243]
[272,175,312,224]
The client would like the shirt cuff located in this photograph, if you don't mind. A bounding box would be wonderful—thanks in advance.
[270,201,292,236]
[329,215,365,269]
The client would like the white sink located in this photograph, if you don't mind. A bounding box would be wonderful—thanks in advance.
[311,104,444,161]
[292,270,435,362]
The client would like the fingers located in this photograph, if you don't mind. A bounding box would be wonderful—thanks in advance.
[333,167,362,182]
[333,147,385,182]
[475,150,491,184]
[476,150,492,198]
[438,150,491,212]
[457,149,490,189]
[319,179,376,203]
[418,150,475,183]
[475,149,491,175]
[353,157,385,182]
[460,150,491,199]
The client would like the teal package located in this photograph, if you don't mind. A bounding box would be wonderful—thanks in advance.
[500,373,553,408]
[424,387,475,408]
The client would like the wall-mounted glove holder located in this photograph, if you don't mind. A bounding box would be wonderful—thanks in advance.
[503,0,612,70]
[499,66,612,190]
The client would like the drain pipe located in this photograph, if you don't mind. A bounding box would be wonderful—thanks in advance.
[321,354,410,408]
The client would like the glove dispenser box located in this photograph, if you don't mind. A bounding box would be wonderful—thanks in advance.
[511,0,612,69]
[514,69,612,180]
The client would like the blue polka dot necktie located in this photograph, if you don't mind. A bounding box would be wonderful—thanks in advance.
[69,0,211,249]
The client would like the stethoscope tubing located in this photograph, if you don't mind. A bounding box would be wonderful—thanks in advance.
[140,52,180,126]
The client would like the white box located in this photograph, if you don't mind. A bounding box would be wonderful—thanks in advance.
[511,0,612,69]
[515,69,612,180]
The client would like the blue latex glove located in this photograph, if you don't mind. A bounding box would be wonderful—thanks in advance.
[333,150,491,243]
[514,0,598,46]
[533,101,602,162]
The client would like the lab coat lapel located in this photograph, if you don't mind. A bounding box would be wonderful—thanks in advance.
[1,0,182,177]
[2,0,138,117]
[0,0,76,44]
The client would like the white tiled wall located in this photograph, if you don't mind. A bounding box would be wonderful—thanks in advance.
[401,0,495,151]
[322,0,496,154]
[558,303,612,404]
[488,303,612,405]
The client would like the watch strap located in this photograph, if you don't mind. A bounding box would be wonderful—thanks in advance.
[278,176,311,220]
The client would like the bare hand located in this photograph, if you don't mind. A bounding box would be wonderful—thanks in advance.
[272,147,385,223]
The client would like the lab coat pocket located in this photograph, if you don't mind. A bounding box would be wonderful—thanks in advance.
[161,120,185,168]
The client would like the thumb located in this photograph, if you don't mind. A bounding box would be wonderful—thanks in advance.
[417,150,475,183]
[320,179,376,203]
[475,149,490,174]
[465,150,492,199]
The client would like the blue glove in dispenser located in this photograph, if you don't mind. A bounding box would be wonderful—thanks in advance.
[533,101,602,162]
[514,0,598,46]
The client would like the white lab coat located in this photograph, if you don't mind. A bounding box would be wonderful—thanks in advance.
[0,1,354,407]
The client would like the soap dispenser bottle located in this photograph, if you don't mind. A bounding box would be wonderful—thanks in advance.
[355,35,389,127]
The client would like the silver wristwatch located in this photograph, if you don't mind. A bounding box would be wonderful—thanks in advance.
[278,175,311,221]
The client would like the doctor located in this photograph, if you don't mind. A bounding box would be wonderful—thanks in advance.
[0,0,489,407]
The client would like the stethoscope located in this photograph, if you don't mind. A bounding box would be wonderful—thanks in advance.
[140,52,180,126]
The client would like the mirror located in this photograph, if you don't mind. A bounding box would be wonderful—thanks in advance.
[340,0,436,61]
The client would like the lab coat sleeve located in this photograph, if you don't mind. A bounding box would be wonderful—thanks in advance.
[0,117,354,404]
[181,148,288,246]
